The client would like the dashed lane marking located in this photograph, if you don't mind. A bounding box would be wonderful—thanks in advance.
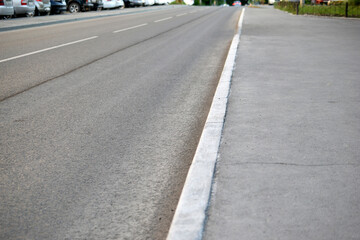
[154,17,173,23]
[113,23,148,33]
[0,36,99,64]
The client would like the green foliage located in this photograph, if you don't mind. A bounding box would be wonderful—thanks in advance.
[275,1,360,17]
[170,0,186,4]
[274,1,298,14]
[348,0,360,6]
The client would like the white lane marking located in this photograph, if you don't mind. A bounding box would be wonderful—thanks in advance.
[154,17,173,23]
[113,23,148,33]
[0,36,98,64]
[176,13,187,17]
[189,11,197,13]
[166,8,246,240]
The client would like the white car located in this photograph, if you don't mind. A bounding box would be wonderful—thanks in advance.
[115,0,123,7]
[0,0,14,19]
[154,0,165,4]
[103,0,117,8]
[144,0,153,5]
[12,0,35,17]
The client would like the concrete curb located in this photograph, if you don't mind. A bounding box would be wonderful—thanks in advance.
[166,8,245,240]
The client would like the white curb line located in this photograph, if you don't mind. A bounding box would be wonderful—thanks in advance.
[167,8,246,240]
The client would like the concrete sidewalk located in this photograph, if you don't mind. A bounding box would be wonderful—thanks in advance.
[204,6,360,240]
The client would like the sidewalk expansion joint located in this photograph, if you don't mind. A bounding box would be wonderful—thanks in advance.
[226,162,360,167]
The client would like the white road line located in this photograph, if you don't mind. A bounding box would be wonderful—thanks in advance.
[113,23,148,33]
[0,36,98,64]
[166,8,246,240]
[176,13,187,17]
[154,17,173,23]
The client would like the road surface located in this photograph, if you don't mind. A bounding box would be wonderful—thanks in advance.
[0,6,241,240]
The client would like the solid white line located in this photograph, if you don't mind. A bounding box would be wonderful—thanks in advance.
[166,8,245,240]
[0,36,98,64]
[113,23,148,33]
[154,17,173,23]
[176,13,187,17]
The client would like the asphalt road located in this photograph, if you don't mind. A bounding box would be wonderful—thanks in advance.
[0,6,241,240]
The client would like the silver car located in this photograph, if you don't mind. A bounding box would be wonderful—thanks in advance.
[13,0,35,17]
[34,0,50,15]
[0,0,14,19]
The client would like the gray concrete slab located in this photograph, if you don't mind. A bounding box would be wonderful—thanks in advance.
[204,6,360,240]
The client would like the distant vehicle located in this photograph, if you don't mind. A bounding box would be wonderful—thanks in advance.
[268,0,278,4]
[34,0,51,15]
[144,0,153,5]
[115,0,123,7]
[154,0,165,4]
[12,0,35,17]
[232,0,241,5]
[50,0,66,13]
[103,0,116,8]
[0,0,14,19]
[66,0,103,12]
[90,0,103,10]
[124,0,142,7]
[316,0,329,4]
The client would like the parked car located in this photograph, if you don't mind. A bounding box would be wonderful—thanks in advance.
[34,0,50,15]
[154,0,165,4]
[144,0,154,5]
[124,0,142,7]
[90,0,103,10]
[66,0,103,13]
[316,0,329,4]
[0,0,14,19]
[50,0,66,13]
[12,0,35,17]
[115,0,123,8]
[102,0,116,8]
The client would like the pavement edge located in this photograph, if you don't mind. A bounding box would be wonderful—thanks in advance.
[166,8,245,240]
